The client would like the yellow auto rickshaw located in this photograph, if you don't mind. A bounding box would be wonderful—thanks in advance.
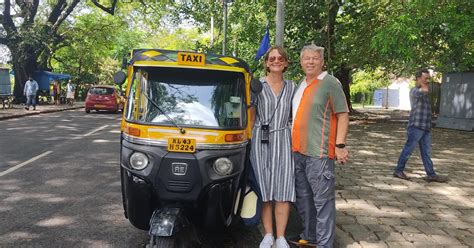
[113,49,262,247]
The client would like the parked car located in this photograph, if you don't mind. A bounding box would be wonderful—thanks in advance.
[85,85,123,113]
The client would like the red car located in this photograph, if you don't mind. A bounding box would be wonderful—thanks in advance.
[85,85,123,113]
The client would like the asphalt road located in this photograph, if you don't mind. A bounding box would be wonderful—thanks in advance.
[0,109,260,247]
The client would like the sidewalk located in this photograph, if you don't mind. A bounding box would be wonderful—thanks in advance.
[0,102,84,120]
[286,108,474,247]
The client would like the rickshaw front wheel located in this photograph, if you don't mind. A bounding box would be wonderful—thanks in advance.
[147,236,174,248]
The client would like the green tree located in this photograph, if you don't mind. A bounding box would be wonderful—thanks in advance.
[51,9,143,85]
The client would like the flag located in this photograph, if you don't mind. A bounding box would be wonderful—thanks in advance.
[254,25,270,61]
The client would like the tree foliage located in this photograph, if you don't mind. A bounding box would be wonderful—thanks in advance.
[2,0,472,103]
[52,9,143,84]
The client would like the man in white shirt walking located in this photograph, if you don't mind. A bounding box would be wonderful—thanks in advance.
[24,76,39,110]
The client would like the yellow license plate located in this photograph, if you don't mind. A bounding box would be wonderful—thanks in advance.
[177,52,205,66]
[167,138,196,153]
[95,104,105,108]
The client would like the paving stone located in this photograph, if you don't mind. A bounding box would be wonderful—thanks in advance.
[441,228,472,238]
[384,241,414,247]
[378,217,404,226]
[445,221,473,229]
[342,224,369,233]
[350,230,380,243]
[459,209,474,216]
[392,225,422,234]
[410,212,441,221]
[365,224,393,233]
[457,235,474,246]
[418,207,442,215]
[356,217,380,225]
[338,215,357,225]
[425,220,449,228]
[335,226,359,247]
[401,219,427,228]
[385,201,407,208]
[404,200,429,208]
[374,231,406,241]
[428,203,450,209]
[429,234,463,245]
[378,205,403,212]
[461,214,474,223]
[439,208,463,216]
[401,233,436,243]
[416,226,447,236]
[359,241,388,248]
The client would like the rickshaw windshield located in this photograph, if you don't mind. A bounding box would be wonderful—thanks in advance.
[126,67,247,129]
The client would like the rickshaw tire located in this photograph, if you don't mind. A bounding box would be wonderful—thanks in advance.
[147,236,175,248]
[85,108,90,113]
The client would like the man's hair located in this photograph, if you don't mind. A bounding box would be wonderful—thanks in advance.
[415,68,429,79]
[300,44,325,60]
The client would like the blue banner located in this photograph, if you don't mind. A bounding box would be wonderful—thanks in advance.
[255,26,270,61]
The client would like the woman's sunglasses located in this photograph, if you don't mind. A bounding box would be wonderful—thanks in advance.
[268,56,286,62]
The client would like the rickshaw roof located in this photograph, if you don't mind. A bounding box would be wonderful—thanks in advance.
[130,49,250,73]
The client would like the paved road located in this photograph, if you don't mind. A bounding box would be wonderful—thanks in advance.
[1,106,473,247]
[0,109,260,247]
[0,110,147,247]
[329,120,474,247]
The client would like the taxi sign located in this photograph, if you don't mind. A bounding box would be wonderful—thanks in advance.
[168,137,196,153]
[177,52,205,66]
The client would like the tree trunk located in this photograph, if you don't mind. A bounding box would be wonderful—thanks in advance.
[335,66,354,112]
[11,47,39,103]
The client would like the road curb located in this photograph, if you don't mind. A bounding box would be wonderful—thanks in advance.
[0,106,83,121]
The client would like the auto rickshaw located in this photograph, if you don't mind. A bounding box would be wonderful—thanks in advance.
[113,49,262,247]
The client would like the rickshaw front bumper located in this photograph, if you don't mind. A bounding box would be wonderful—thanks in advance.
[120,137,248,229]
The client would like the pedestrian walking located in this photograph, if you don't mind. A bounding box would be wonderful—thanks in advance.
[53,80,60,105]
[23,76,39,110]
[393,68,448,183]
[66,80,75,106]
[250,46,295,248]
[290,44,350,248]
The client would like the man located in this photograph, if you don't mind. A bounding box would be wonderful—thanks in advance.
[66,80,75,106]
[24,76,39,110]
[393,69,448,183]
[291,44,349,247]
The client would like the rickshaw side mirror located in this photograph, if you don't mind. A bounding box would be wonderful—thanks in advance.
[114,71,126,86]
[250,78,263,94]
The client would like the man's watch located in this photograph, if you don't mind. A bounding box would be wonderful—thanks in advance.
[335,143,346,149]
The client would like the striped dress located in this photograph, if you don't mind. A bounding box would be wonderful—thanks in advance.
[250,79,295,202]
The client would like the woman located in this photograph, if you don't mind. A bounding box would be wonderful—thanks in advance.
[250,46,295,248]
[53,81,60,105]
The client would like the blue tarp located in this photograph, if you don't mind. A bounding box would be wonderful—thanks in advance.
[33,70,71,91]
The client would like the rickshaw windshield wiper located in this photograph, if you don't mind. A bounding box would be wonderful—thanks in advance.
[142,92,186,134]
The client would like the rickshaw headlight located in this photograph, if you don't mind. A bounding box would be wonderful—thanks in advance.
[129,152,149,170]
[213,157,233,176]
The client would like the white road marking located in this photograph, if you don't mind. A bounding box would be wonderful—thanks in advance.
[0,151,53,177]
[83,125,109,137]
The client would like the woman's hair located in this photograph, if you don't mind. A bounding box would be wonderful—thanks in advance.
[263,46,289,73]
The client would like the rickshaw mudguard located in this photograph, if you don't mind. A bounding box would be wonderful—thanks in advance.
[149,208,186,237]
[122,168,153,230]
[201,181,235,229]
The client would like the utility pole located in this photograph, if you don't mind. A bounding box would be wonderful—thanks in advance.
[276,0,285,46]
[211,16,214,47]
[222,0,228,55]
